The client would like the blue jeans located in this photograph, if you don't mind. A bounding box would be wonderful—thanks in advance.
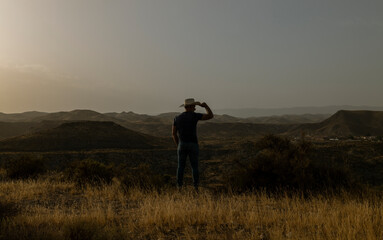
[177,142,199,188]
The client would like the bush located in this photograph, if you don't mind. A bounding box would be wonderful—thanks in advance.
[227,134,357,193]
[0,200,18,221]
[117,164,172,191]
[63,160,171,190]
[0,221,60,240]
[62,220,103,240]
[4,155,46,179]
[64,159,114,186]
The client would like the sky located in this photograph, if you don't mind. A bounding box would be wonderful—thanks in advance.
[0,0,382,114]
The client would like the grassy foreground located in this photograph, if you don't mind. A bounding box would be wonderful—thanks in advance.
[0,178,382,240]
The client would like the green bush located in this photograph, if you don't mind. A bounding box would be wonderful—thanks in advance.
[227,134,357,193]
[64,159,114,186]
[4,155,46,179]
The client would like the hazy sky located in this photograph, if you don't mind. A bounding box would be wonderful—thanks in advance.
[1,0,382,114]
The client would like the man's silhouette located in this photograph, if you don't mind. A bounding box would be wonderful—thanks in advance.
[172,98,214,190]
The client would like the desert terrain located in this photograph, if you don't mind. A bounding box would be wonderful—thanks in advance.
[0,109,382,239]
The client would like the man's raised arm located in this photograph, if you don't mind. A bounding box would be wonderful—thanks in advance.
[199,102,214,120]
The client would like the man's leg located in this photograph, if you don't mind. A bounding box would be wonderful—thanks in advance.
[189,143,199,189]
[177,143,187,188]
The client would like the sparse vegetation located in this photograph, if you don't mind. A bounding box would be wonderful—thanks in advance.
[0,199,18,221]
[0,136,381,239]
[62,159,172,190]
[0,178,382,240]
[117,163,172,191]
[64,159,114,186]
[227,135,358,193]
[0,130,382,239]
[2,154,47,180]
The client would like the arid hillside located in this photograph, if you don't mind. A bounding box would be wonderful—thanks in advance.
[0,111,48,122]
[0,121,170,151]
[289,110,383,137]
[1,110,383,142]
[31,109,119,122]
[0,122,41,140]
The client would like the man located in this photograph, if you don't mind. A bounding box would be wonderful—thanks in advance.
[172,98,214,190]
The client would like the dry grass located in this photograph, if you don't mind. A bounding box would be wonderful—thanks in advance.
[0,178,382,240]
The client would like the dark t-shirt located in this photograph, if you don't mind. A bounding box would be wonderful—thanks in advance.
[173,112,203,143]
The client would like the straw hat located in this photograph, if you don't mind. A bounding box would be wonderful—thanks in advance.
[179,98,200,107]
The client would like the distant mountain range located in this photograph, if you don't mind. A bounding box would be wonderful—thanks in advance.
[215,105,383,118]
[0,109,330,141]
[0,111,49,122]
[0,109,331,124]
[1,109,383,151]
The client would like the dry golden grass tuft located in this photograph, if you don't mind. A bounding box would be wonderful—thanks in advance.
[0,178,382,240]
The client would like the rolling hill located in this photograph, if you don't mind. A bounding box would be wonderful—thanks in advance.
[244,114,330,124]
[215,105,383,118]
[0,111,48,122]
[0,122,40,140]
[289,110,383,137]
[0,121,170,152]
[2,110,383,143]
[105,111,173,124]
[198,122,293,139]
[32,109,118,122]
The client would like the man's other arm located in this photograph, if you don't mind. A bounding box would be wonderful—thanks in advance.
[199,102,214,120]
[172,125,179,146]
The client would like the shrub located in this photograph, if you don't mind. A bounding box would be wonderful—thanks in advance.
[4,155,46,179]
[0,221,60,240]
[64,159,114,186]
[0,200,18,221]
[0,168,7,181]
[227,134,357,193]
[117,164,172,191]
[62,220,102,240]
